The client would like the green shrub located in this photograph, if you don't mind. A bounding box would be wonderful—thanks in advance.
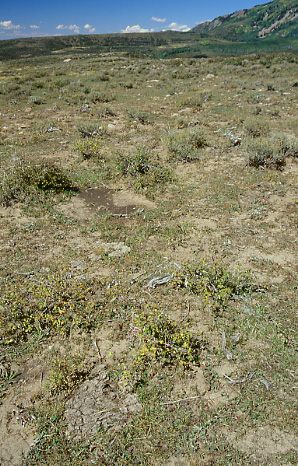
[165,127,207,162]
[126,109,154,124]
[120,81,134,89]
[245,137,286,169]
[74,137,103,159]
[129,309,201,371]
[52,77,70,89]
[48,353,90,394]
[89,91,115,103]
[180,92,212,108]
[174,260,257,307]
[98,106,116,118]
[272,134,298,158]
[0,270,103,344]
[97,72,110,82]
[243,117,269,138]
[116,149,172,190]
[0,159,76,206]
[28,96,44,105]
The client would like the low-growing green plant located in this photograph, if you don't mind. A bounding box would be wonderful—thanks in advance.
[116,148,172,191]
[180,92,212,108]
[98,105,116,118]
[174,260,257,306]
[123,308,201,382]
[0,159,76,206]
[0,364,19,400]
[88,91,115,103]
[48,353,90,394]
[126,109,154,124]
[245,136,286,169]
[74,137,103,159]
[164,127,207,162]
[0,269,104,344]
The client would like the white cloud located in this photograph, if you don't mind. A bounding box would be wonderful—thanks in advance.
[121,25,154,33]
[167,22,190,32]
[0,20,21,30]
[56,24,80,33]
[30,25,40,29]
[69,24,80,33]
[84,24,96,33]
[151,17,166,23]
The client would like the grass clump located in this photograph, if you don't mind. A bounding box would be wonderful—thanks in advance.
[245,136,287,169]
[116,148,172,191]
[174,260,257,307]
[98,105,116,118]
[180,92,212,109]
[126,109,155,124]
[165,127,207,162]
[89,91,115,103]
[28,96,44,105]
[77,122,108,139]
[0,159,76,206]
[74,137,103,159]
[0,270,104,344]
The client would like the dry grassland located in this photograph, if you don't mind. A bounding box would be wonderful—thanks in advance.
[0,51,298,466]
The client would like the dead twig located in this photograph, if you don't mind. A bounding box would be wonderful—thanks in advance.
[94,339,102,362]
[223,372,254,384]
[220,330,233,360]
[145,274,173,288]
[160,395,201,406]
[179,302,190,323]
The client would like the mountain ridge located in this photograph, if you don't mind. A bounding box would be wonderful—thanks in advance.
[191,0,298,41]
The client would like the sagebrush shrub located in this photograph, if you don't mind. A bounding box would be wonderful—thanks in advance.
[243,117,269,138]
[116,149,172,190]
[0,159,75,205]
[245,137,286,169]
[165,127,207,162]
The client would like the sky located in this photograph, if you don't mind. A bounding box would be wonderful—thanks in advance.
[0,0,264,40]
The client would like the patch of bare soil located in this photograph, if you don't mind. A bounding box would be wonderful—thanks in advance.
[57,187,156,218]
[56,197,94,220]
[227,426,298,459]
[64,364,142,441]
[0,357,45,466]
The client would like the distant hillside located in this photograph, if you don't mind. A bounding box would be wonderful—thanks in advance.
[191,0,298,41]
[1,0,298,60]
[0,31,192,60]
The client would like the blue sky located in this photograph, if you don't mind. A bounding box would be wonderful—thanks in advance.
[1,0,264,40]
